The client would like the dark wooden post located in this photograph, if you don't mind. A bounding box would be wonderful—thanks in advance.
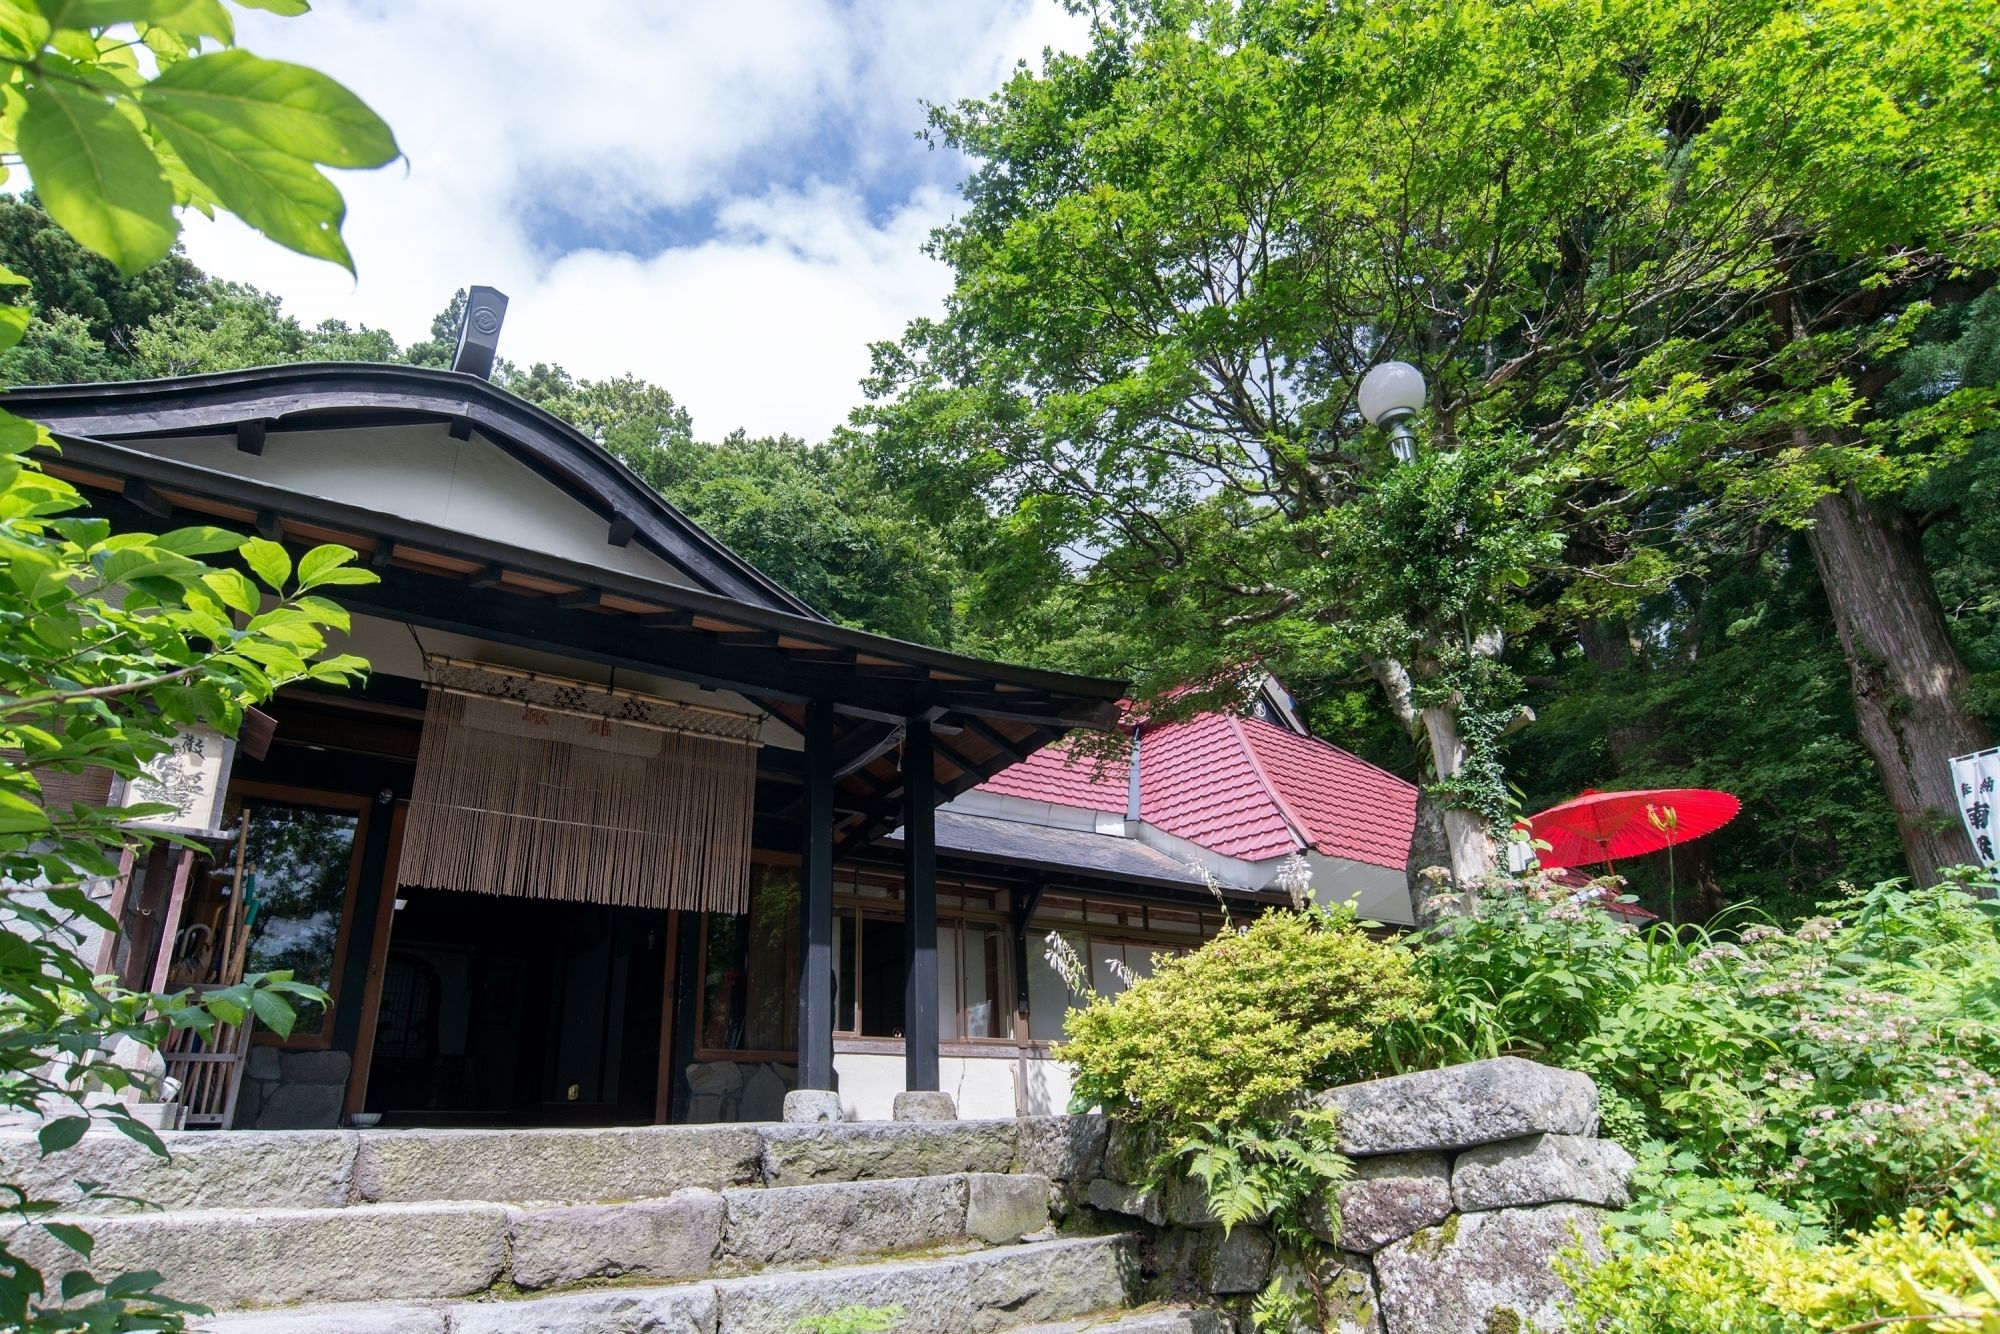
[796,698,836,1092]
[902,719,940,1092]
[1010,880,1046,1038]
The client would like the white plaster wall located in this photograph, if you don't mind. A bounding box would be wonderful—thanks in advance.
[831,1050,1035,1121]
[1305,853,1415,927]
[1017,1054,1077,1116]
[129,425,694,586]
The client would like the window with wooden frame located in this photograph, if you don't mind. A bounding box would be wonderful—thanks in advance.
[230,784,373,1047]
[694,864,799,1061]
[1023,891,1222,1043]
[690,867,1023,1054]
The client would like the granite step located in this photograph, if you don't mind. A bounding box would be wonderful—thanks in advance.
[1,1172,1056,1311]
[0,1117,1071,1214]
[193,1232,1144,1333]
[1006,1307,1233,1332]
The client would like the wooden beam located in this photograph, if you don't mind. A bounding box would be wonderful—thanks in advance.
[606,513,637,547]
[962,716,1034,762]
[123,478,172,518]
[902,720,939,1093]
[641,609,693,630]
[557,589,602,610]
[717,629,779,648]
[447,416,474,441]
[254,509,284,541]
[467,564,506,589]
[235,419,268,455]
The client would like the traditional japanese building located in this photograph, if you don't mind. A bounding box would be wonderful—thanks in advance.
[11,300,1418,1129]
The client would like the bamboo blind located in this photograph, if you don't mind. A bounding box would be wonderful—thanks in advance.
[400,662,762,914]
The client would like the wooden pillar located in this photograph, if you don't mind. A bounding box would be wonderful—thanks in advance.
[796,698,836,1092]
[1010,880,1046,1037]
[902,720,939,1092]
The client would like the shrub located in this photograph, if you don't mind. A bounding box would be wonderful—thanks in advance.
[1058,904,1429,1128]
[1389,871,2000,1233]
[1562,1208,2000,1333]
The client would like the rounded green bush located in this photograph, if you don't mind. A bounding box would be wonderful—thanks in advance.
[1058,905,1429,1126]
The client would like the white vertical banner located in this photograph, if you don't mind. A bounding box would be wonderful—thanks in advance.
[1950,748,2000,867]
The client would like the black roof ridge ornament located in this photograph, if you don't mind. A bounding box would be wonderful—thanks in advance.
[451,285,508,380]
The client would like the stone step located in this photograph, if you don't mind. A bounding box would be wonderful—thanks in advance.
[194,1232,1143,1334]
[3,1172,1056,1311]
[0,1116,1090,1214]
[1005,1307,1233,1332]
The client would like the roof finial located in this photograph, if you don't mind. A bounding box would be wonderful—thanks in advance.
[451,285,509,380]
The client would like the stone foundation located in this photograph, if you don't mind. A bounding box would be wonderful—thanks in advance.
[1058,1057,1635,1334]
[233,1048,352,1130]
[683,1059,799,1123]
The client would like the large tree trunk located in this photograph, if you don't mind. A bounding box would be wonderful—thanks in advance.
[1419,701,1500,884]
[1372,656,1499,914]
[1806,484,1989,887]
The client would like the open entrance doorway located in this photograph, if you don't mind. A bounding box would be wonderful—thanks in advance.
[363,893,667,1127]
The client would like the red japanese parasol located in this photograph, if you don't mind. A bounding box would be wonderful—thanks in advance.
[1526,788,1741,871]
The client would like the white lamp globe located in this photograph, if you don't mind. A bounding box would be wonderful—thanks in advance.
[1357,360,1427,425]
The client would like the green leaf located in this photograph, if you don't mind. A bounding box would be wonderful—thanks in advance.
[238,535,290,590]
[37,1115,90,1155]
[0,302,29,354]
[248,985,295,1038]
[16,81,176,274]
[230,0,308,13]
[201,566,258,614]
[295,542,357,587]
[153,525,244,557]
[142,49,397,168]
[34,0,232,43]
[40,1220,94,1256]
[138,98,355,269]
[292,565,376,587]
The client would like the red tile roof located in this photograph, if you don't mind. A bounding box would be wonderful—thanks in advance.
[975,739,1131,815]
[1232,716,1418,870]
[975,710,1418,871]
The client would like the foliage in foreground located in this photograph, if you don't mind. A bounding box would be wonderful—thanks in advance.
[1056,904,1424,1332]
[1562,1210,2000,1334]
[1379,869,2000,1329]
[0,432,371,1327]
[0,6,391,1326]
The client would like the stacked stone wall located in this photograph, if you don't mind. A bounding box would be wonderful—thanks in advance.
[1041,1057,1636,1334]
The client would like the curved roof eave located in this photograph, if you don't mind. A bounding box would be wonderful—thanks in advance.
[0,361,820,618]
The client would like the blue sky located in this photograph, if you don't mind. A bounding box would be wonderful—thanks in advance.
[176,2,1086,441]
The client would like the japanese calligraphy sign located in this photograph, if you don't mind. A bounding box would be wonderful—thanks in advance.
[1950,748,2000,868]
[112,724,237,839]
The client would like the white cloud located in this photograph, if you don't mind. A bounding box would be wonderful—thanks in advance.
[170,1,1088,441]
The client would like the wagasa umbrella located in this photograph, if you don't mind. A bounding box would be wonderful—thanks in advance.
[1524,787,1740,926]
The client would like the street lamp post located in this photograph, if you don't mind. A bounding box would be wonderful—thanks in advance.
[1358,360,1427,463]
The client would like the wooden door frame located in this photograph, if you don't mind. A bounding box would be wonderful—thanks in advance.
[343,799,408,1121]
[653,909,680,1123]
[230,781,373,1049]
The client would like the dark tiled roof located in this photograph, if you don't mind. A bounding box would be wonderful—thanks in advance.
[892,811,1212,890]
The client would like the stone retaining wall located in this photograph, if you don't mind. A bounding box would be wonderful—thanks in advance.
[1049,1057,1636,1334]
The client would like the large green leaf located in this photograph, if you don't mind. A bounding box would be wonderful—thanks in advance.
[232,0,308,12]
[32,0,232,43]
[143,49,397,168]
[139,100,353,268]
[16,81,176,274]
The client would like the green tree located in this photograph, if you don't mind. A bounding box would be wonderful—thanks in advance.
[860,0,2000,892]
